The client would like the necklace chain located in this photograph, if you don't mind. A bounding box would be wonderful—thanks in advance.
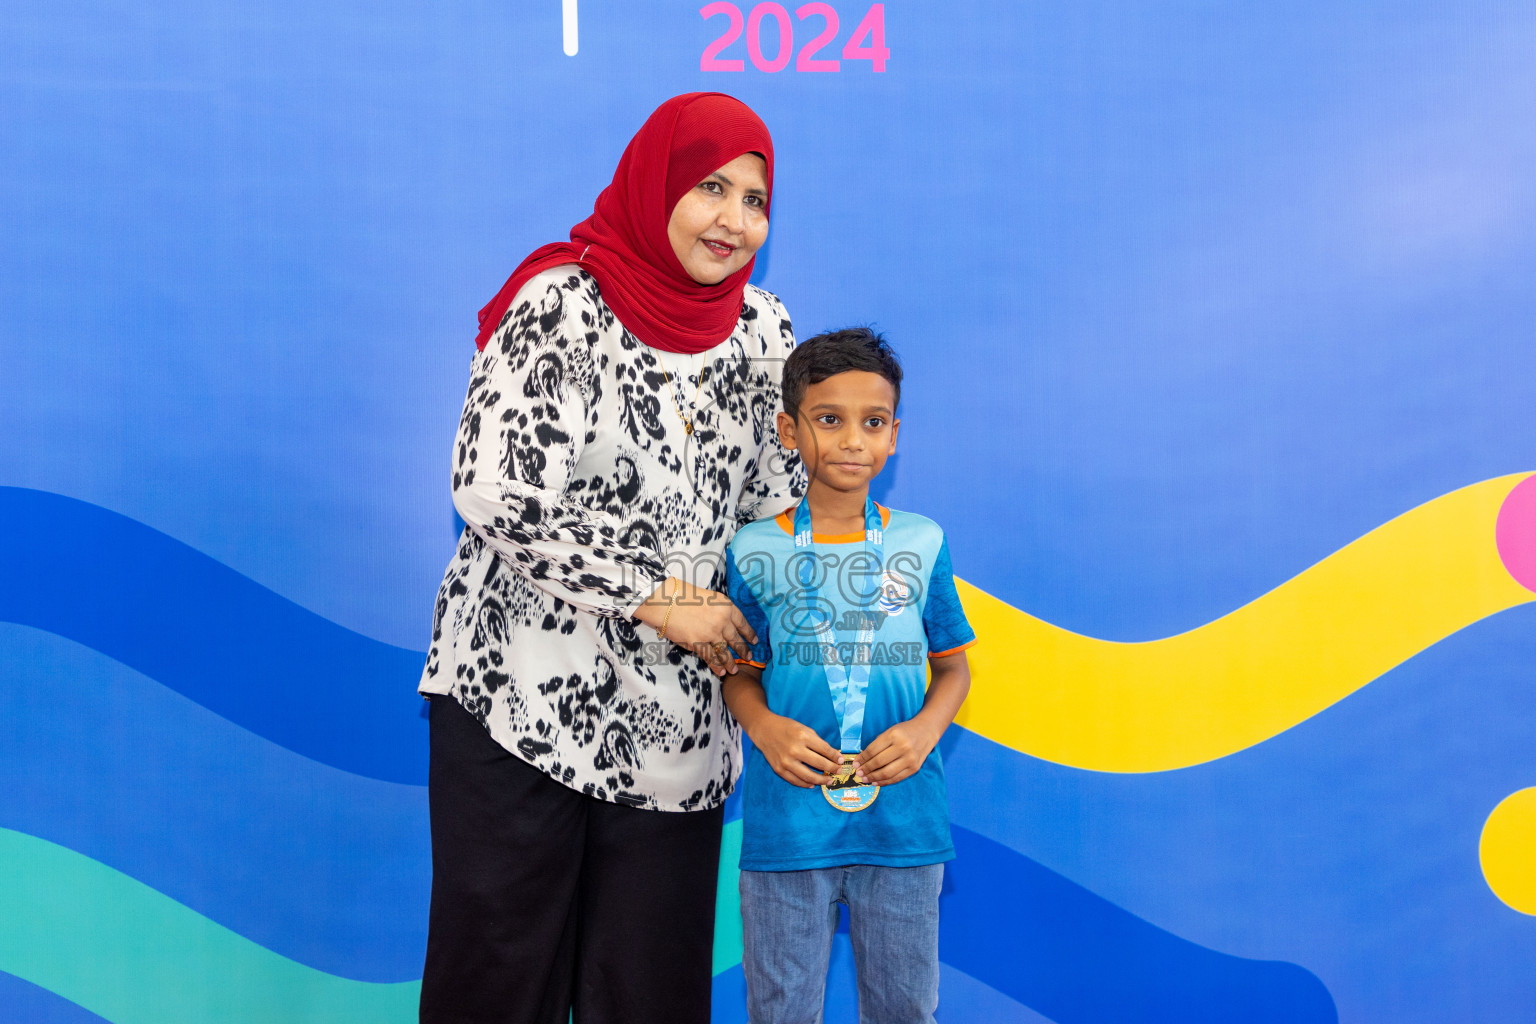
[664,359,709,436]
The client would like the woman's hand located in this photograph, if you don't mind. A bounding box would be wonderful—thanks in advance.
[633,577,757,677]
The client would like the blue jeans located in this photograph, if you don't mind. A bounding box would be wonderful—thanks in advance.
[739,863,944,1024]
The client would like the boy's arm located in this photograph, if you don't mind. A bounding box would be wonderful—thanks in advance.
[723,665,843,788]
[854,651,971,787]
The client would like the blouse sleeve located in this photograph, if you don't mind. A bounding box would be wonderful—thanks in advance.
[451,273,668,617]
[735,289,806,525]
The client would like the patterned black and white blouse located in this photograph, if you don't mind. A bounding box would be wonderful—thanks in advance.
[420,267,805,811]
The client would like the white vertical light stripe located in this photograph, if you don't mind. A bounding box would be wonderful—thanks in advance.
[562,0,578,56]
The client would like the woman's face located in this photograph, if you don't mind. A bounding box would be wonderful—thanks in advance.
[667,153,769,285]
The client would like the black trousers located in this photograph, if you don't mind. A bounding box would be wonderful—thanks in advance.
[420,695,724,1024]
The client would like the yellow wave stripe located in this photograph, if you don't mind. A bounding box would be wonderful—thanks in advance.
[953,473,1535,773]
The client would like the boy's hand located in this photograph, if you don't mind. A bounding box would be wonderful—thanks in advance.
[855,719,944,787]
[749,713,843,788]
[857,651,971,787]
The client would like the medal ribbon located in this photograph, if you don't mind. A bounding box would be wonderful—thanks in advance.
[792,499,884,754]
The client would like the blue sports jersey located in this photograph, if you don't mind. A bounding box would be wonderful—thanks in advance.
[724,503,977,871]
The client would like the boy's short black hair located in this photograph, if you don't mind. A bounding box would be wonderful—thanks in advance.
[781,327,903,421]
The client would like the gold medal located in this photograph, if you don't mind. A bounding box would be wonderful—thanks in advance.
[822,753,879,812]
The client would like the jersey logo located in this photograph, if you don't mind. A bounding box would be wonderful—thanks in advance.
[878,571,910,616]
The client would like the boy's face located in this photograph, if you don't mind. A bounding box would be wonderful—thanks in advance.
[777,370,899,496]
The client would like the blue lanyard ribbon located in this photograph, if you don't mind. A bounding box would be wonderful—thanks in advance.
[792,498,884,754]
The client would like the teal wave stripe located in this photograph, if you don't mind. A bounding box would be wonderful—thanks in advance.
[0,828,419,1024]
[713,818,743,976]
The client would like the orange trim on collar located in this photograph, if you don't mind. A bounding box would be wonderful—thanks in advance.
[774,503,891,543]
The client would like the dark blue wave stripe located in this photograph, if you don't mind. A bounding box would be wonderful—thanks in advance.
[942,825,1337,1023]
[712,824,1329,1022]
[0,623,429,981]
[935,963,1055,1022]
[0,971,111,1024]
[0,487,427,784]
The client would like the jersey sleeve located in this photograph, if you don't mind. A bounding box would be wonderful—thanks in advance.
[923,535,977,658]
[724,545,773,668]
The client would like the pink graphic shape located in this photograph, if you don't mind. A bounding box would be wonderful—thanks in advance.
[1496,474,1536,594]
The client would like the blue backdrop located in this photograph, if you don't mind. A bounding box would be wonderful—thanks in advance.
[4,2,1536,1021]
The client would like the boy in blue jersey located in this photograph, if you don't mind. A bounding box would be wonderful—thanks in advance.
[722,328,976,1024]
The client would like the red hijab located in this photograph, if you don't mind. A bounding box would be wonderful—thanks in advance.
[475,93,775,354]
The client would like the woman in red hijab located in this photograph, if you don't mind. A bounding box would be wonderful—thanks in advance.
[418,93,805,1024]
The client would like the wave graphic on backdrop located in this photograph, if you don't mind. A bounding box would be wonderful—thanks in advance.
[0,972,110,1024]
[6,477,1531,784]
[940,827,1335,1023]
[0,487,427,784]
[15,479,1535,1018]
[0,624,428,981]
[0,813,1333,1024]
[708,822,1337,1023]
[956,472,1536,772]
[0,622,1335,1022]
[0,829,419,1024]
[7,476,1533,787]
